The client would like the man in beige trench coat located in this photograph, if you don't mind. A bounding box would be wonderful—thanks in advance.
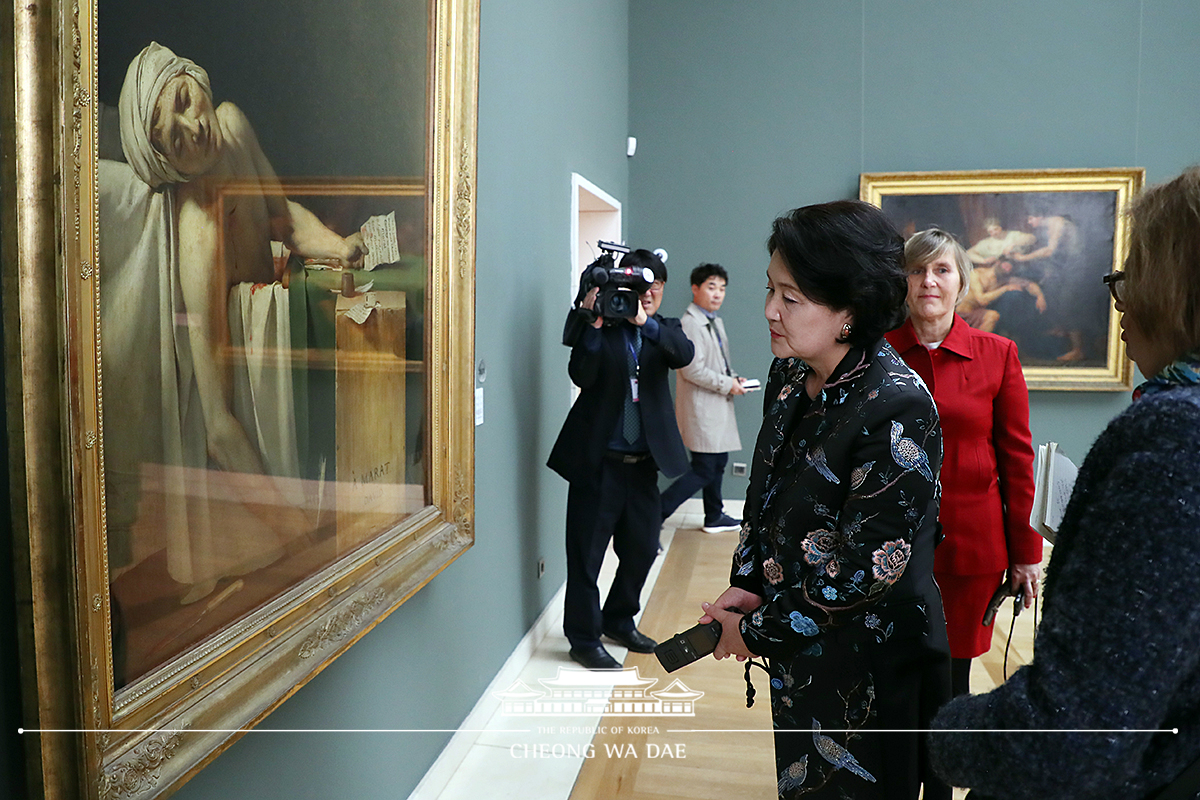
[661,263,747,532]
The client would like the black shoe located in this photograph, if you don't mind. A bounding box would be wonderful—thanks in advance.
[602,625,657,653]
[702,513,741,533]
[569,645,621,670]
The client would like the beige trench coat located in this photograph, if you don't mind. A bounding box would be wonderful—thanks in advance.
[675,303,742,454]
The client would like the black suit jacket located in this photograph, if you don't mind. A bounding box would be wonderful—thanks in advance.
[548,315,694,485]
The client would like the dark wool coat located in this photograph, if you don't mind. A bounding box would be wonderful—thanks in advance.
[929,384,1200,800]
[731,342,951,799]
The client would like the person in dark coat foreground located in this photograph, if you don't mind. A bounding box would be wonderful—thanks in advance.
[928,167,1200,799]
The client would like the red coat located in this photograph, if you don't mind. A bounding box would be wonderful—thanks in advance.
[886,316,1043,575]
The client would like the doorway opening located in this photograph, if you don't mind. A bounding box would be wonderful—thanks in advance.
[570,173,622,307]
[568,174,622,401]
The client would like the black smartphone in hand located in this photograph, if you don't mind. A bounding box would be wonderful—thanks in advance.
[654,608,745,673]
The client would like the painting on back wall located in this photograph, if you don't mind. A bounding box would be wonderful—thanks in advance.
[861,168,1143,391]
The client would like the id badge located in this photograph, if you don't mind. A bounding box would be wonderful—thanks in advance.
[630,377,640,402]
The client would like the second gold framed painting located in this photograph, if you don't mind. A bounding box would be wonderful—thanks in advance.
[861,168,1143,391]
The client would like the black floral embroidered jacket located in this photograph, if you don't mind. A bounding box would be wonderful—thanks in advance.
[730,340,950,797]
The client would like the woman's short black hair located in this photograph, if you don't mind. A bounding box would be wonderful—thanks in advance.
[619,248,667,283]
[690,262,728,286]
[767,200,907,348]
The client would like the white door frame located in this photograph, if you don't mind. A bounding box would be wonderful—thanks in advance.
[568,174,622,401]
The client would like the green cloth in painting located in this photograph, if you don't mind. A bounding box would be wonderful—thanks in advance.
[286,257,425,480]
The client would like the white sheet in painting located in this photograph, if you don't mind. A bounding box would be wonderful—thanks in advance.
[100,158,312,605]
[361,211,400,271]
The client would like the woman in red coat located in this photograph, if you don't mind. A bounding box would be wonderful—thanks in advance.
[885,228,1043,697]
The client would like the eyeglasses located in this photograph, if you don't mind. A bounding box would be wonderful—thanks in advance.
[1102,270,1125,304]
[647,280,665,294]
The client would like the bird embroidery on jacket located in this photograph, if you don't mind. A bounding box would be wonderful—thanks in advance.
[889,420,934,482]
[849,460,876,491]
[812,718,876,783]
[806,444,839,484]
[778,756,808,793]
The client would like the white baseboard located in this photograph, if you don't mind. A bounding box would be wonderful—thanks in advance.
[405,498,716,799]
[406,580,567,799]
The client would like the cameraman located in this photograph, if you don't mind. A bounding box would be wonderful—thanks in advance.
[548,249,694,670]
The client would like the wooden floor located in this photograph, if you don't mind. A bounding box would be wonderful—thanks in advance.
[569,527,1049,800]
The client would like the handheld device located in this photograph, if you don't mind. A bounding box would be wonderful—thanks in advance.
[654,609,744,673]
[982,581,1026,626]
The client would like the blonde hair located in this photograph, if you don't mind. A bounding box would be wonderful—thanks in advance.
[1123,167,1200,358]
[904,228,972,305]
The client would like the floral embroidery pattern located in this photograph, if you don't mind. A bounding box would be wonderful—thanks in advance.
[871,539,911,585]
[764,558,784,585]
[801,528,849,579]
[789,612,819,636]
[864,612,893,642]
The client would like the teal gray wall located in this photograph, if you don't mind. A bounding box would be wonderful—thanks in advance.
[7,3,1200,799]
[170,1,630,799]
[630,0,1200,478]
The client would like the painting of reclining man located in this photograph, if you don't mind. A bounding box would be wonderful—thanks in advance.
[879,190,1119,367]
[97,0,430,689]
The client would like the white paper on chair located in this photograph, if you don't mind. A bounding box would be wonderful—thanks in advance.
[1030,443,1049,537]
[361,211,400,271]
[1044,446,1077,535]
[1030,442,1077,544]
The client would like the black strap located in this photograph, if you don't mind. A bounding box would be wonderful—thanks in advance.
[742,657,771,708]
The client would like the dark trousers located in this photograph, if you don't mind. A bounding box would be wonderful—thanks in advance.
[563,456,661,649]
[951,656,973,697]
[660,451,728,524]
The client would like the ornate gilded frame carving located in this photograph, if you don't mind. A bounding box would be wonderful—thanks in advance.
[861,168,1143,391]
[1,1,478,798]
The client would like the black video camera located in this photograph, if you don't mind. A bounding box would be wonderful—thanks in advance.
[562,241,663,347]
[576,241,655,320]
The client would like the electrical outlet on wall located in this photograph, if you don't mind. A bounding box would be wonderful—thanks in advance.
[732,462,748,477]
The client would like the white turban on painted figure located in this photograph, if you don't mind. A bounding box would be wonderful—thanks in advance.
[118,41,212,188]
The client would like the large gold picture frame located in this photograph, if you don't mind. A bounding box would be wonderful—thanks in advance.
[861,168,1143,391]
[2,0,478,798]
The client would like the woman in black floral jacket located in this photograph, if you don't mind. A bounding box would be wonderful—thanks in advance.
[702,201,951,799]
